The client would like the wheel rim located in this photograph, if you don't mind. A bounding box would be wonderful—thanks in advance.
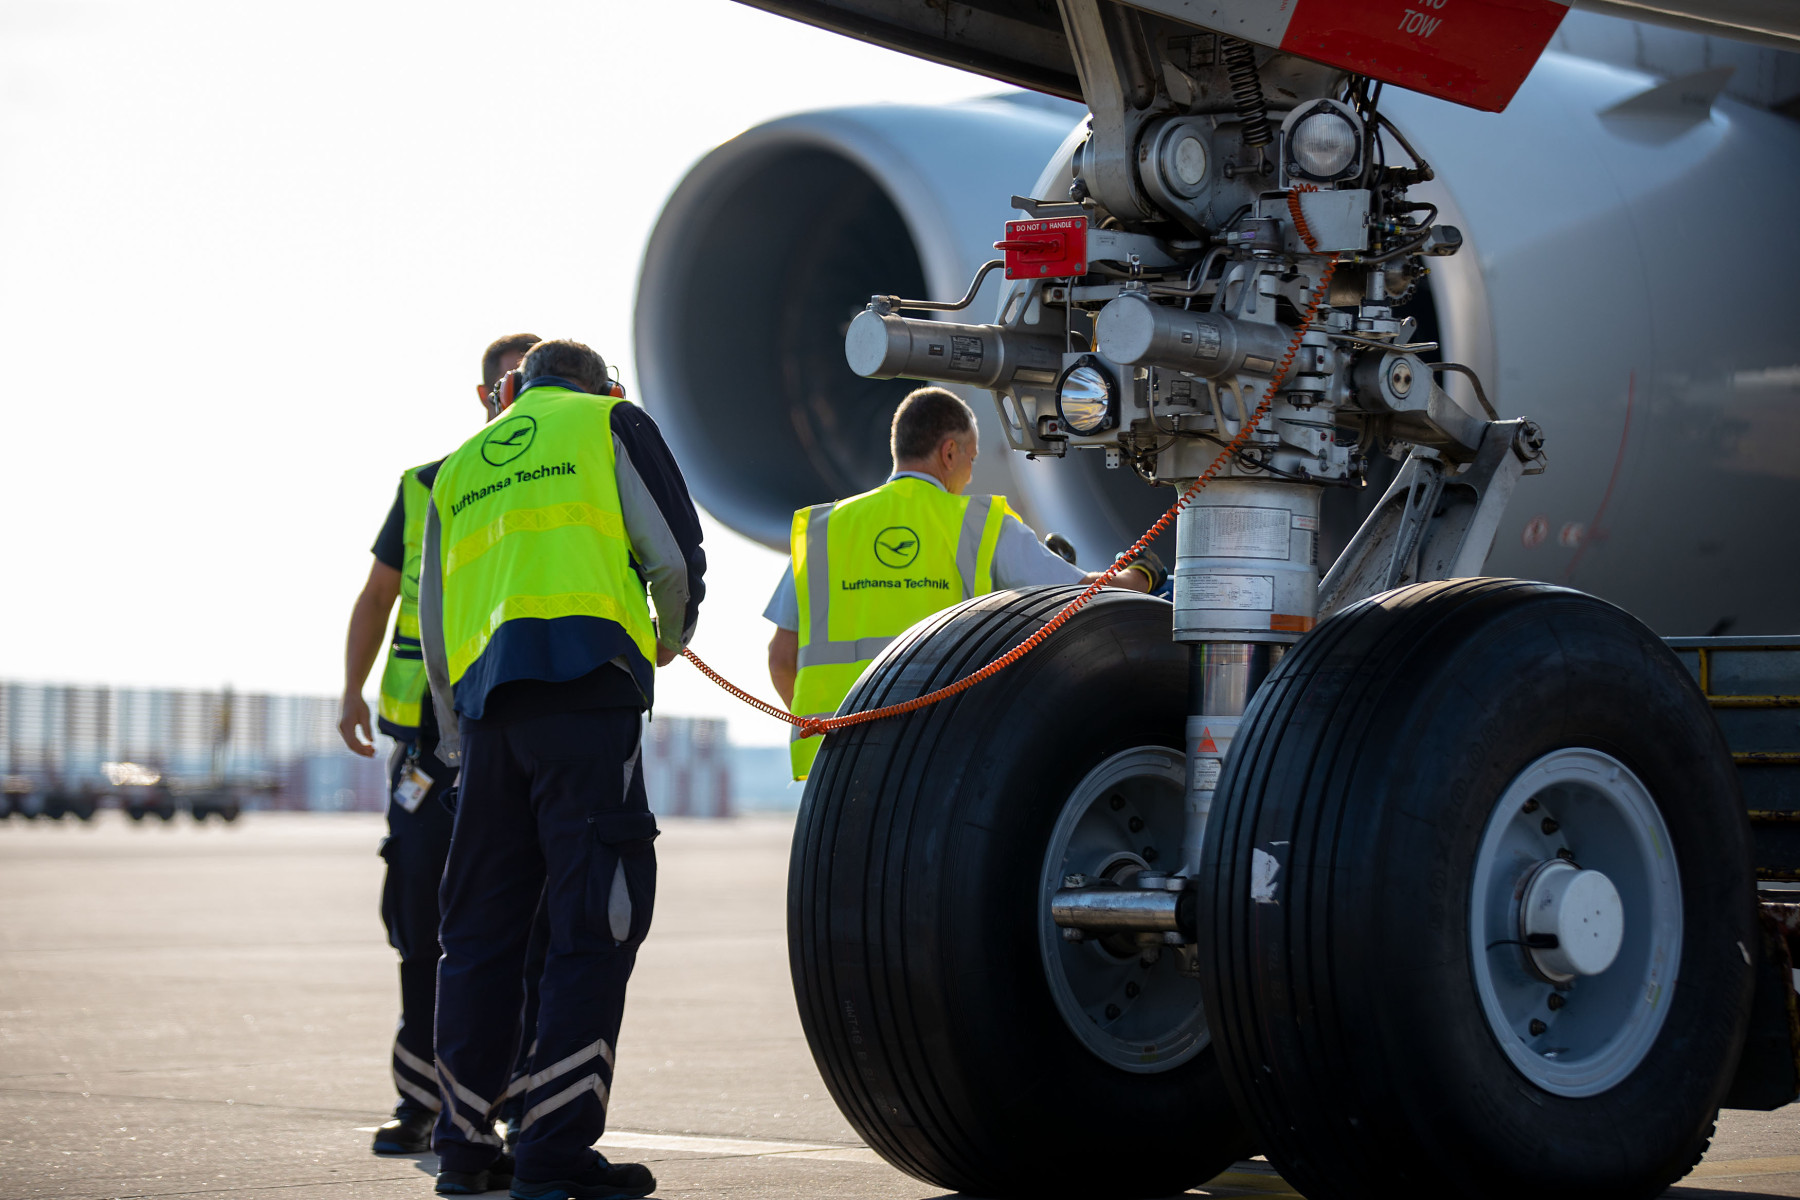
[1469,747,1682,1097]
[1039,746,1207,1073]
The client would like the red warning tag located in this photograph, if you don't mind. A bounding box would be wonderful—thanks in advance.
[1197,728,1219,754]
[996,217,1088,280]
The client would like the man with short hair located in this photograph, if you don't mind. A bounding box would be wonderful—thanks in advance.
[337,331,540,1156]
[766,386,1160,778]
[420,338,704,1199]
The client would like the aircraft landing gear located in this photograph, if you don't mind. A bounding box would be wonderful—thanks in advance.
[789,585,1250,1199]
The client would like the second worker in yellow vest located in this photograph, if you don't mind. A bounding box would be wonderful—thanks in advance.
[766,386,1158,779]
[333,331,542,1158]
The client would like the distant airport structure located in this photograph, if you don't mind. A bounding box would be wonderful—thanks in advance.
[643,716,733,819]
[0,679,382,818]
[0,679,776,820]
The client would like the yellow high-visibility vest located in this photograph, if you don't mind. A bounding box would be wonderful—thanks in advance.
[433,387,657,710]
[789,476,1011,778]
[376,463,434,740]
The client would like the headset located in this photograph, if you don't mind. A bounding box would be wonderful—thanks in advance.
[485,365,627,418]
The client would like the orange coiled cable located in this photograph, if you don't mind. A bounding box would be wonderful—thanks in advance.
[686,188,1338,739]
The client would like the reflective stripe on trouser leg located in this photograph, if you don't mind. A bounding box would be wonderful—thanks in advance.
[383,755,452,1112]
[519,1037,617,1130]
[514,945,636,1172]
[431,715,542,1173]
[393,1039,441,1112]
[393,953,441,1110]
[512,707,653,1179]
[496,900,550,1131]
[436,1059,503,1146]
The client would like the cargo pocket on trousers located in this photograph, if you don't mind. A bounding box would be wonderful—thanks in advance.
[377,836,406,956]
[587,811,659,949]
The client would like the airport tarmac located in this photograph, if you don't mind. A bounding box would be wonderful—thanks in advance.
[1,811,1795,1200]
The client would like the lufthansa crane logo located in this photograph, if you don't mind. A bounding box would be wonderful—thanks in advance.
[873,526,920,569]
[482,415,537,466]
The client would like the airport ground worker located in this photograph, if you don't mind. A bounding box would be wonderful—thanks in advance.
[765,386,1163,779]
[419,338,705,1200]
[337,331,541,1156]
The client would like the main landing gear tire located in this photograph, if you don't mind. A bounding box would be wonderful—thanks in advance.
[789,586,1251,1199]
[1198,579,1758,1200]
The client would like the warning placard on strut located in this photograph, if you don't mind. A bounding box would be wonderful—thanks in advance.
[1192,757,1222,792]
[1188,574,1275,611]
[1193,507,1291,560]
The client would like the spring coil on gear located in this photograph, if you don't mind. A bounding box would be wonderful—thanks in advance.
[1221,37,1273,148]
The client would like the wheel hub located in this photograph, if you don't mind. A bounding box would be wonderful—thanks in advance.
[1520,859,1625,982]
[1039,746,1207,1074]
[1468,747,1681,1097]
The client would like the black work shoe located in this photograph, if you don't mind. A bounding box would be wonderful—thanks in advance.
[436,1153,515,1195]
[509,1157,656,1200]
[372,1106,435,1154]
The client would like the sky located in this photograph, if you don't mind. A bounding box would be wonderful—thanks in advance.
[0,0,1009,746]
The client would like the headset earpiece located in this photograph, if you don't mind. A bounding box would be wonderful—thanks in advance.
[602,367,626,400]
[485,369,522,418]
[496,368,522,413]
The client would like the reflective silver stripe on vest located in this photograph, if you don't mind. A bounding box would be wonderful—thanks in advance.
[802,504,831,661]
[797,493,996,669]
[796,635,897,670]
[955,495,994,602]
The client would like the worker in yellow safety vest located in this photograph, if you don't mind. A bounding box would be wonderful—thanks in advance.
[417,338,702,1199]
[765,386,1164,779]
[335,332,540,1158]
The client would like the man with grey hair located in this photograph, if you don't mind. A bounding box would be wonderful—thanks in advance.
[419,338,704,1199]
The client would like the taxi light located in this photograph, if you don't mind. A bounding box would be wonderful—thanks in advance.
[1284,100,1362,183]
[1056,357,1116,435]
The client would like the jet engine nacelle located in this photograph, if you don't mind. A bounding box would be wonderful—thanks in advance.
[636,51,1800,634]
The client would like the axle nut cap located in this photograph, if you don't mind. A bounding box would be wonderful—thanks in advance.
[1523,860,1625,979]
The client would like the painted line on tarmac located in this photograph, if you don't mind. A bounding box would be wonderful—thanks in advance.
[348,1126,1300,1184]
[598,1130,883,1163]
[1687,1154,1800,1179]
[351,1126,886,1165]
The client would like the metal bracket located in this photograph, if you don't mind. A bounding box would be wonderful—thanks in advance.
[1058,0,1160,222]
[1318,419,1545,617]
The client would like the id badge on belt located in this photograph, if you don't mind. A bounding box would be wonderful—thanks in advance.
[394,754,434,814]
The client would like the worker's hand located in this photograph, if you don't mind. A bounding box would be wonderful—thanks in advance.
[1117,549,1167,592]
[657,643,682,668]
[338,693,377,757]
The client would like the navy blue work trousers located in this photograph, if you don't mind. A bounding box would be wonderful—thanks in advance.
[379,744,455,1116]
[432,707,657,1178]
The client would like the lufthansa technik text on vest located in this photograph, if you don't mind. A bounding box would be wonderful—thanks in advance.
[450,462,579,516]
[839,577,952,591]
